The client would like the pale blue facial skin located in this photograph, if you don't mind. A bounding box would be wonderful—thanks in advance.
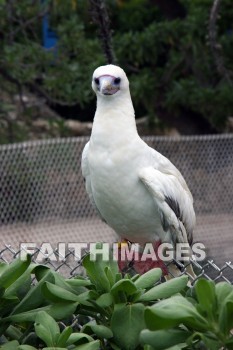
[94,75,121,95]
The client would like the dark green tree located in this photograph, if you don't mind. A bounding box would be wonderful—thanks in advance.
[0,0,232,143]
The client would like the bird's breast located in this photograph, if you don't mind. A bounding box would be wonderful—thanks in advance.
[88,144,161,241]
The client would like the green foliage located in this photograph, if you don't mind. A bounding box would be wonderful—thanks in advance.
[142,279,233,349]
[0,0,232,141]
[1,250,183,349]
[112,0,233,129]
[0,250,233,349]
[0,0,102,107]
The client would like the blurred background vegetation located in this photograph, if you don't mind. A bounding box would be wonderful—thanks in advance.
[0,0,232,144]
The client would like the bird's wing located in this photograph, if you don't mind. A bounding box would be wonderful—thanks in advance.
[81,142,106,222]
[139,148,195,245]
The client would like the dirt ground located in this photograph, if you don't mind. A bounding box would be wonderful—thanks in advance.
[0,213,232,274]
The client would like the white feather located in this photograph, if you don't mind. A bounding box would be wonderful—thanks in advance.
[81,64,196,247]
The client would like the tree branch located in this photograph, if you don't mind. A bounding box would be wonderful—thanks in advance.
[89,0,117,64]
[0,66,26,109]
[12,7,49,38]
[28,82,79,106]
[0,67,78,107]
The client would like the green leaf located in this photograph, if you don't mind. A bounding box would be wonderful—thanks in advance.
[42,348,66,350]
[1,305,51,323]
[134,268,162,289]
[65,277,92,288]
[0,262,8,276]
[70,340,100,350]
[138,275,188,302]
[53,273,87,295]
[108,343,121,350]
[4,264,35,299]
[36,268,84,296]
[115,273,122,283]
[164,345,186,350]
[83,323,113,339]
[87,299,108,316]
[48,301,79,320]
[11,270,55,315]
[218,292,233,335]
[42,281,80,302]
[2,302,78,323]
[106,252,119,278]
[35,311,60,347]
[95,292,113,308]
[0,340,19,350]
[82,243,119,291]
[66,332,94,346]
[35,265,55,281]
[131,274,140,281]
[76,291,98,307]
[195,279,216,318]
[215,282,233,335]
[82,249,111,293]
[105,266,115,287]
[18,346,38,350]
[111,303,146,349]
[215,282,233,307]
[0,255,31,289]
[140,329,190,349]
[5,324,22,340]
[57,326,72,347]
[186,332,221,350]
[144,295,208,331]
[111,279,137,302]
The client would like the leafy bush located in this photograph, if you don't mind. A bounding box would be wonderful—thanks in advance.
[0,247,233,350]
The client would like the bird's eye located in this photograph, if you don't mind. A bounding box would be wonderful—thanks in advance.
[114,77,121,84]
[94,78,100,85]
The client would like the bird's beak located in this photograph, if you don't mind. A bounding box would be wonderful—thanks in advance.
[99,75,119,95]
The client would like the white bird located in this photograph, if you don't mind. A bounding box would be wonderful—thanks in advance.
[82,64,196,276]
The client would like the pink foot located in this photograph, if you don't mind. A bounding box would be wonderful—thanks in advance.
[132,258,168,275]
[117,240,168,275]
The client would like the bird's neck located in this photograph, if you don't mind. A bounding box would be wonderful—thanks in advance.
[91,92,138,149]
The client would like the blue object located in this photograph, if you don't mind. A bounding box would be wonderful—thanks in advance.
[42,14,58,49]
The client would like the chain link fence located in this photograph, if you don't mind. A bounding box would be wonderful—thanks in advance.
[0,135,232,282]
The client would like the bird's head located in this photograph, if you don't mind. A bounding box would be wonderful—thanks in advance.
[92,64,129,98]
